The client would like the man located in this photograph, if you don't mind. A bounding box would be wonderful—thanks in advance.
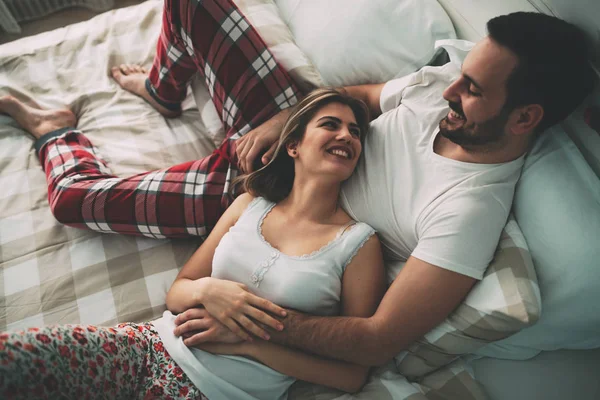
[212,12,595,366]
[0,1,593,367]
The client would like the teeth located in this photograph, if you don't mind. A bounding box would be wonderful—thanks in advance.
[450,110,464,120]
[330,149,350,159]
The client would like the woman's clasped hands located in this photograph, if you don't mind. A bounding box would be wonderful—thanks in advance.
[173,277,287,346]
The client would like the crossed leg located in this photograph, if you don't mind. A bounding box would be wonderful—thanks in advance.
[0,0,301,239]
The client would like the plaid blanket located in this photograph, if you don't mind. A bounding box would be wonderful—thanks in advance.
[0,1,505,398]
[0,0,206,332]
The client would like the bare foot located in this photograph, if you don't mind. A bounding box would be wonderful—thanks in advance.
[0,95,77,139]
[110,64,181,118]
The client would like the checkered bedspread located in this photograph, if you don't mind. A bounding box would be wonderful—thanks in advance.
[0,1,493,398]
[0,1,210,332]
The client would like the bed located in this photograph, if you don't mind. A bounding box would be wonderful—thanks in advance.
[1,0,599,399]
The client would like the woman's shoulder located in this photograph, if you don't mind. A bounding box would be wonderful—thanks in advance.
[228,193,258,221]
[335,208,375,234]
[338,222,380,270]
[232,192,256,207]
[229,193,275,221]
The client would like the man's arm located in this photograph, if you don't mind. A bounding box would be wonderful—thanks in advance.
[342,83,386,120]
[270,256,476,367]
[236,83,386,172]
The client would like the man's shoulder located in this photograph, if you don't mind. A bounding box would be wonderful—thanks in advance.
[392,63,458,114]
[415,63,460,86]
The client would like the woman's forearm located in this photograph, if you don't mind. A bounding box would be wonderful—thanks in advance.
[165,278,208,314]
[248,340,368,393]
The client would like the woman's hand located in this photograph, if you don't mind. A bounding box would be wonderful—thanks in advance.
[195,278,287,341]
[174,307,243,345]
[235,108,292,173]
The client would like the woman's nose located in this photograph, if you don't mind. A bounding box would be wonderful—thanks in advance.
[337,126,352,142]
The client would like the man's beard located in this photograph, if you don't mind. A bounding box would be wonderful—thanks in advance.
[439,101,511,148]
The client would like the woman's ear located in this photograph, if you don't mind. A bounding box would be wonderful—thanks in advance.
[509,104,544,136]
[287,141,299,158]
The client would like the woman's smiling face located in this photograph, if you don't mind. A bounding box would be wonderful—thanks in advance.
[289,102,363,182]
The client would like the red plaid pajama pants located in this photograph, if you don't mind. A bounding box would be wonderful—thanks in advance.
[37,0,300,239]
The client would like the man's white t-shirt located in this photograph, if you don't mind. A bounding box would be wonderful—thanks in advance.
[340,63,525,280]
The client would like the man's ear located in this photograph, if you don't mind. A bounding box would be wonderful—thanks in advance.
[510,104,544,136]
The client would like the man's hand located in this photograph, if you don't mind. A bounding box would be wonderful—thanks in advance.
[173,307,243,346]
[235,108,292,173]
[265,308,299,344]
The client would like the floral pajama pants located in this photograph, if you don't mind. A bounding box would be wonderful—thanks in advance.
[0,323,207,400]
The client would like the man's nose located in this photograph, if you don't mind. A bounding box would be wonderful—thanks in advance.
[443,79,461,103]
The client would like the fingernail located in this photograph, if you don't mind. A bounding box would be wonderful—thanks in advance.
[277,324,284,331]
[281,311,287,317]
[263,334,270,340]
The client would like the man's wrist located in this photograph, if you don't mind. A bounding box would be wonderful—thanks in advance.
[245,340,262,357]
[266,308,302,346]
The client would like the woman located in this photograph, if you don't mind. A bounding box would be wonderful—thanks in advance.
[0,89,386,400]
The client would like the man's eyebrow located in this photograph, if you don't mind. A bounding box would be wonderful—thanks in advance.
[462,73,484,92]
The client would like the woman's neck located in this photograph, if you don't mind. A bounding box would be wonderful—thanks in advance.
[278,178,341,223]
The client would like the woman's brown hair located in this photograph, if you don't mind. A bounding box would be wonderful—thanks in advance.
[235,88,370,203]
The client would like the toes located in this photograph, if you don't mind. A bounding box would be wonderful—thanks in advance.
[110,66,124,83]
[113,64,147,77]
[119,64,132,75]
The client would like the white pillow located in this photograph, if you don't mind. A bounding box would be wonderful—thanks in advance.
[274,0,456,86]
[477,128,600,359]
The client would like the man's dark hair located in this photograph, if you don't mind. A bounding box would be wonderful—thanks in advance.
[487,12,595,132]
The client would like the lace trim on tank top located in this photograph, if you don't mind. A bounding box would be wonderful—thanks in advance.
[250,200,358,287]
[343,230,376,269]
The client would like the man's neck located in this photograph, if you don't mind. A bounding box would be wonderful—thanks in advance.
[433,132,527,164]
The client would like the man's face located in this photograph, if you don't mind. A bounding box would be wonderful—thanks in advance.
[440,37,519,147]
